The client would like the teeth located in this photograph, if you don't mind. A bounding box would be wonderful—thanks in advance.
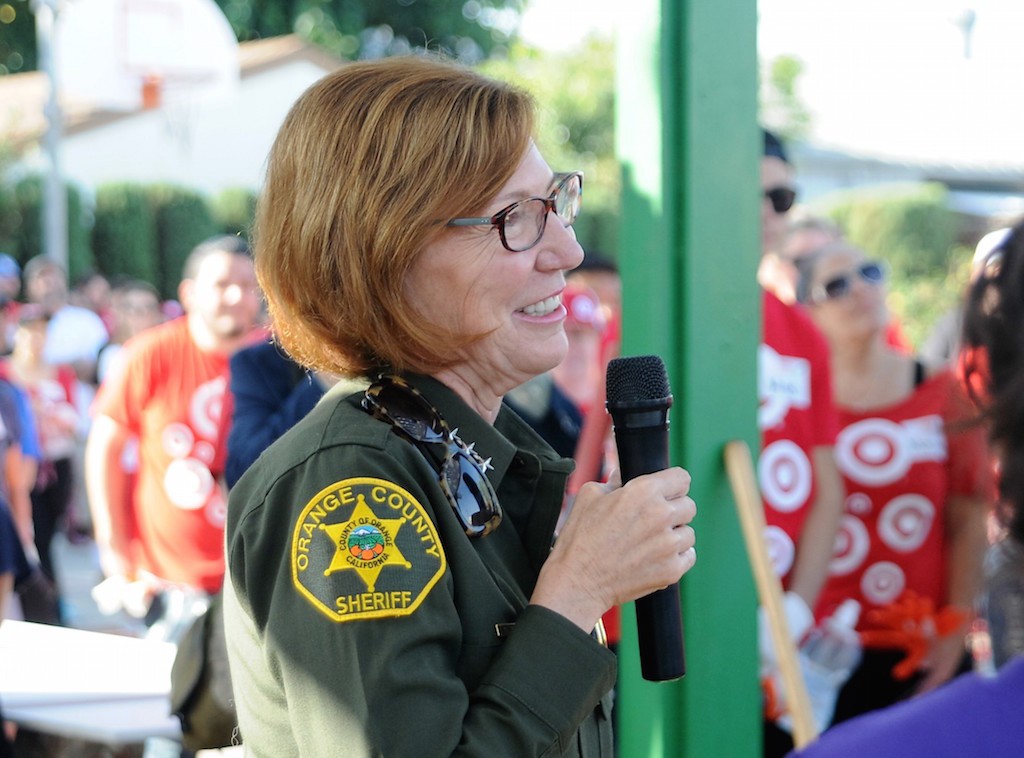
[521,295,562,317]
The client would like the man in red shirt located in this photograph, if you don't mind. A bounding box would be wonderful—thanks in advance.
[85,236,260,638]
[758,131,845,756]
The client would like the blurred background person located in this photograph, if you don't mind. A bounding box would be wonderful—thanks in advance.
[758,131,845,758]
[0,468,20,758]
[0,253,22,356]
[223,339,335,489]
[795,240,992,725]
[0,305,86,616]
[70,270,114,334]
[920,227,1011,369]
[85,235,260,644]
[566,251,622,376]
[97,278,165,385]
[553,283,608,421]
[786,220,1024,758]
[770,214,913,352]
[22,256,109,387]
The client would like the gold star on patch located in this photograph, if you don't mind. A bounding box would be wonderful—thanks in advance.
[319,495,410,592]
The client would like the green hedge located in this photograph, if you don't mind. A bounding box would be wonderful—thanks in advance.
[0,176,94,281]
[212,187,258,238]
[89,182,257,298]
[823,182,958,278]
[92,183,158,285]
[148,185,219,299]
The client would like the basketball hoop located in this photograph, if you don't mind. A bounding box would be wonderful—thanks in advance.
[141,74,163,109]
[55,0,239,112]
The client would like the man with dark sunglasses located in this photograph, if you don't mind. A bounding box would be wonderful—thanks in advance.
[757,129,846,758]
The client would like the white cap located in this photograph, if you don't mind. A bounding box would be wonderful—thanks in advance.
[973,228,1011,270]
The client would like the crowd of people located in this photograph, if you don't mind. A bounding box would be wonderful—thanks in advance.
[0,54,1021,758]
[757,131,1020,758]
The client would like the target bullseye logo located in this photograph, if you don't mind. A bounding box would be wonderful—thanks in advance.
[861,561,906,605]
[828,514,870,576]
[759,439,812,513]
[836,418,911,486]
[878,494,935,553]
[159,377,228,523]
[763,525,796,579]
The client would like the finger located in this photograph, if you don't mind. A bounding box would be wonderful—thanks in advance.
[669,496,697,526]
[674,525,696,554]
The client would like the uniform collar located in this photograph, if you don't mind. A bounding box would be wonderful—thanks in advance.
[396,373,574,490]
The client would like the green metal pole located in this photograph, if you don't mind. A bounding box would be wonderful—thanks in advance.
[615,1,762,756]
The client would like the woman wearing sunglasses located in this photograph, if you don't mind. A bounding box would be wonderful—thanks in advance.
[794,242,991,728]
[786,227,1024,758]
[221,56,697,757]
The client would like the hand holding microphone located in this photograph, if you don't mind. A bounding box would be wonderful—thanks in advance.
[606,355,690,681]
[531,355,695,681]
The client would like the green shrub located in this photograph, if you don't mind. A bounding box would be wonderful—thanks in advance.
[2,175,93,277]
[824,182,957,278]
[0,181,19,256]
[11,177,42,265]
[212,187,258,238]
[66,183,96,281]
[93,183,158,284]
[147,185,218,299]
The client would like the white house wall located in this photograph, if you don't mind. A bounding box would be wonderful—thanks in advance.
[23,59,334,199]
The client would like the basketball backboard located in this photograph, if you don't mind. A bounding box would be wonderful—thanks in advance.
[54,0,240,111]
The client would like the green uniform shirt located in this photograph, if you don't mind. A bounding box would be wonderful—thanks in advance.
[223,374,617,757]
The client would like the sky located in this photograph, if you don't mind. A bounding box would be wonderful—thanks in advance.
[519,0,1024,169]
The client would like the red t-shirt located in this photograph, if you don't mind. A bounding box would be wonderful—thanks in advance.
[93,317,231,593]
[759,290,840,585]
[816,369,990,627]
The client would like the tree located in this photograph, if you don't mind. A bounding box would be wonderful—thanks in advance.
[480,36,618,256]
[0,0,35,74]
[760,54,811,142]
[0,0,527,73]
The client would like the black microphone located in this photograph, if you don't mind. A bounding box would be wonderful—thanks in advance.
[606,354,686,681]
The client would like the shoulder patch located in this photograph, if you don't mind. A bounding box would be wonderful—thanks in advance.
[292,477,447,622]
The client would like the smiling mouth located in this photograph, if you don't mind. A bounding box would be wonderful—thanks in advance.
[519,294,562,317]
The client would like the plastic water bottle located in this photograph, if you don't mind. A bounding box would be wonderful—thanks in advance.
[780,599,863,734]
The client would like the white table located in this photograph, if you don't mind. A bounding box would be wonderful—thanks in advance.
[0,619,183,745]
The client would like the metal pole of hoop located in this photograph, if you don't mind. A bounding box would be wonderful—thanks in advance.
[31,0,69,271]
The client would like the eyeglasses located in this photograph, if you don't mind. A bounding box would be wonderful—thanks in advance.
[447,171,583,253]
[764,186,797,215]
[811,261,886,304]
[362,376,501,537]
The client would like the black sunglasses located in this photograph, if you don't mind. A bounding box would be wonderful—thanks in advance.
[812,261,886,304]
[447,172,583,253]
[363,376,501,537]
[764,186,797,215]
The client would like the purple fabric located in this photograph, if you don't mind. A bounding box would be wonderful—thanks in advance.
[789,657,1024,757]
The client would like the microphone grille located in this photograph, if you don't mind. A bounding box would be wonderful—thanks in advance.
[606,355,671,404]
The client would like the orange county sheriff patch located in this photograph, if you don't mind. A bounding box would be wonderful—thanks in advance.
[291,477,447,622]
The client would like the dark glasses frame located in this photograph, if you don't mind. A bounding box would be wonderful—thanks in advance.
[811,260,886,304]
[363,376,502,537]
[764,186,797,215]
[447,171,583,253]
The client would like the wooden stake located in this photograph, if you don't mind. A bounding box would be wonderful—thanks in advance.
[724,439,818,747]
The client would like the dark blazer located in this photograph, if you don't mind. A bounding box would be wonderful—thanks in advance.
[225,340,325,488]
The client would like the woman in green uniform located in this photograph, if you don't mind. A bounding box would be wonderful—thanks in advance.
[223,55,697,757]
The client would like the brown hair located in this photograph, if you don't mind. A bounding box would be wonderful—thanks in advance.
[254,55,536,376]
